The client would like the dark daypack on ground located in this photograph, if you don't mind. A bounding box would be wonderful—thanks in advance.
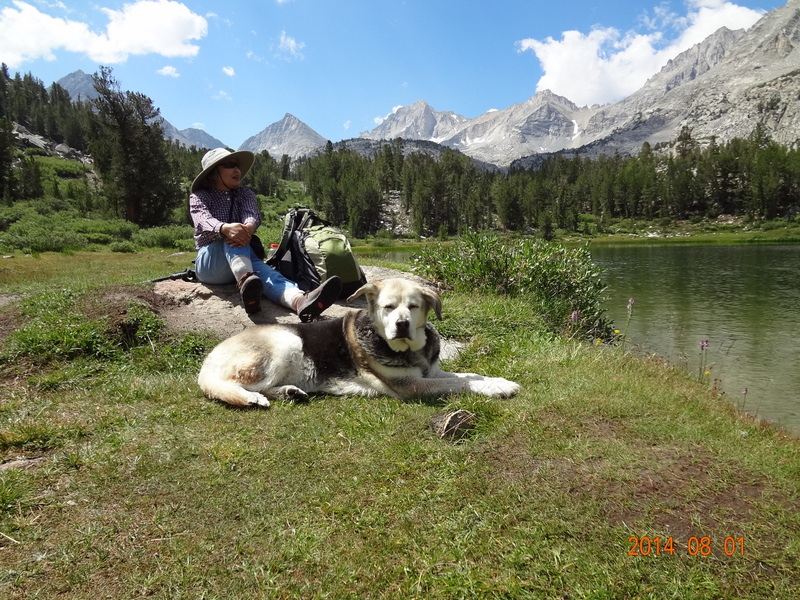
[267,207,367,299]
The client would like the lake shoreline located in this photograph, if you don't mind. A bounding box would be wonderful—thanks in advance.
[563,216,800,246]
[582,233,800,246]
[592,244,800,436]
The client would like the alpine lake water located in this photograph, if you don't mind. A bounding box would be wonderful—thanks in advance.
[590,243,800,435]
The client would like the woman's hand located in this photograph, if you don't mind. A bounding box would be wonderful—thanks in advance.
[221,222,253,247]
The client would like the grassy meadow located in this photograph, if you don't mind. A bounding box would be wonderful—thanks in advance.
[0,245,798,599]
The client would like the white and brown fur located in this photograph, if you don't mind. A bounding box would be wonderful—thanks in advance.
[197,278,520,407]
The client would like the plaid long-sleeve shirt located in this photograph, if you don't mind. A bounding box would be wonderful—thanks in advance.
[189,186,262,249]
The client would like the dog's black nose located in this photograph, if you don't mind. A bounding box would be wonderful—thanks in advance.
[394,320,411,338]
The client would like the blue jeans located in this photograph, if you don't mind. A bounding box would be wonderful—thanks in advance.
[195,240,299,305]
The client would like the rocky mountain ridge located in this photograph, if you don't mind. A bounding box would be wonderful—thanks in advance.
[363,1,800,167]
[54,1,800,168]
[160,122,226,150]
[238,113,326,159]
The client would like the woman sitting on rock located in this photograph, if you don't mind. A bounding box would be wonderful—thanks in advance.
[188,148,341,319]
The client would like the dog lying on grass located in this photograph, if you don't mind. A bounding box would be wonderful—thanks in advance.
[197,278,520,407]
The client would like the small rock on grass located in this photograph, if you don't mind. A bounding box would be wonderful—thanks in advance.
[429,409,476,440]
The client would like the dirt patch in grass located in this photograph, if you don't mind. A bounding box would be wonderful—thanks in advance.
[0,301,23,342]
[599,446,766,535]
[479,420,797,565]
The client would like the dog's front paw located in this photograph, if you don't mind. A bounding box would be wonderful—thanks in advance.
[470,377,520,398]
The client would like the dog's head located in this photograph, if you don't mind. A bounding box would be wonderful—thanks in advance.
[348,278,442,352]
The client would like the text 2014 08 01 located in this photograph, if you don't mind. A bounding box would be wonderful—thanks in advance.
[628,536,745,556]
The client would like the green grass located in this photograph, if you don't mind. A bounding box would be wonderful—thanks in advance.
[0,251,798,599]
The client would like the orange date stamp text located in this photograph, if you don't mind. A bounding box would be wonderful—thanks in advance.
[628,536,745,556]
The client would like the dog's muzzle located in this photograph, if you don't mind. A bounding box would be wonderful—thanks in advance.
[392,319,411,339]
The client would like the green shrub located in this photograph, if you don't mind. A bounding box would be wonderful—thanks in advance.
[23,148,49,158]
[34,155,88,179]
[74,218,139,240]
[84,233,113,245]
[578,213,597,235]
[613,218,637,233]
[131,225,193,249]
[0,205,135,252]
[413,232,614,340]
[172,238,196,252]
[1,213,89,253]
[109,241,138,253]
[0,199,78,230]
[760,219,785,231]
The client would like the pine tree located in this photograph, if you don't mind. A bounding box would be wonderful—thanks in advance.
[89,67,181,225]
[0,118,16,203]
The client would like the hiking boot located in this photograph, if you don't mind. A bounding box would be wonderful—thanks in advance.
[237,272,262,315]
[294,276,342,322]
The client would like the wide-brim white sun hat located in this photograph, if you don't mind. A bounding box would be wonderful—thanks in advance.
[190,148,255,193]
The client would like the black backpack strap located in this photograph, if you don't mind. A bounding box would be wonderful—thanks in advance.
[266,208,300,268]
[297,209,317,231]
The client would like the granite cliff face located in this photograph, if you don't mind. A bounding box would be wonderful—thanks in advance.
[566,1,800,159]
[362,1,800,167]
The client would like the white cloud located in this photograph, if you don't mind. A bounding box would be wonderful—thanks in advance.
[0,0,207,68]
[158,65,180,77]
[517,0,765,107]
[373,105,404,125]
[222,66,236,77]
[213,90,232,101]
[276,30,305,61]
[343,120,351,130]
[246,50,267,63]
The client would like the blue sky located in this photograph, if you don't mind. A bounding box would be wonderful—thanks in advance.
[0,0,781,148]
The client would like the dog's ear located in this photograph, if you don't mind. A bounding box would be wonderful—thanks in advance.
[347,282,379,303]
[421,287,443,320]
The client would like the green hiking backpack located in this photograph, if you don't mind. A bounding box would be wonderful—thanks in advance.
[266,207,367,298]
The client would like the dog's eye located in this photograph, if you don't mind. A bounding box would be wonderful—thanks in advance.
[382,304,396,311]
[407,303,419,310]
